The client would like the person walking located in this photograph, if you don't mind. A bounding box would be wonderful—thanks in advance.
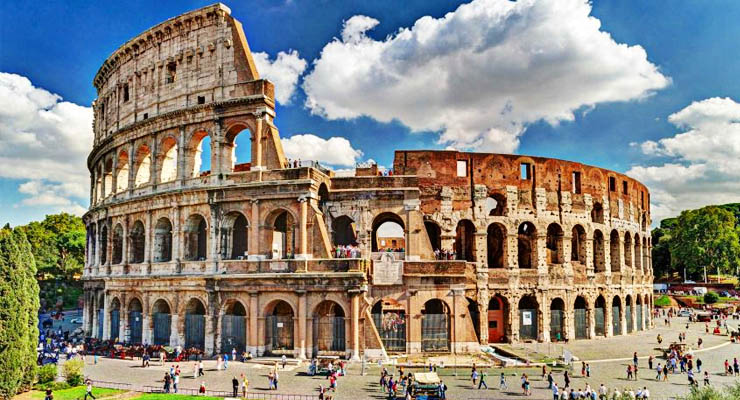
[232,376,239,398]
[547,371,553,389]
[655,363,662,380]
[633,352,638,366]
[552,382,559,400]
[274,368,279,390]
[703,371,710,386]
[198,360,204,376]
[662,364,669,381]
[626,365,633,380]
[598,384,607,400]
[478,370,488,389]
[438,380,447,400]
[586,364,591,378]
[282,354,287,369]
[241,374,249,398]
[564,370,570,389]
[173,372,179,393]
[648,355,653,370]
[224,353,229,370]
[199,382,206,395]
[696,358,702,372]
[163,372,171,393]
[84,379,96,400]
[471,368,479,387]
[499,372,507,390]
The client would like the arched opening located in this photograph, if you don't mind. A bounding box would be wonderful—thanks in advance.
[625,295,634,333]
[546,223,564,264]
[518,295,539,341]
[153,217,172,262]
[636,295,643,331]
[574,296,588,339]
[112,224,123,264]
[609,230,620,272]
[641,212,647,231]
[642,237,648,273]
[266,301,294,353]
[424,220,442,253]
[487,295,509,343]
[594,295,606,337]
[128,298,143,344]
[100,225,108,265]
[455,219,476,262]
[371,299,406,352]
[371,212,405,253]
[612,296,622,335]
[190,132,211,177]
[184,214,208,261]
[318,183,329,212]
[487,223,506,268]
[550,298,565,342]
[185,298,206,350]
[270,210,295,259]
[634,234,642,271]
[222,212,248,259]
[624,232,633,268]
[159,136,178,183]
[134,144,151,187]
[222,301,247,354]
[129,221,145,263]
[485,193,506,216]
[421,299,450,352]
[571,225,587,265]
[89,226,96,266]
[109,298,120,341]
[593,230,606,272]
[95,168,103,202]
[591,202,604,224]
[332,216,357,247]
[224,127,252,172]
[152,299,171,346]
[96,294,104,338]
[116,151,129,193]
[517,222,537,269]
[467,297,481,343]
[103,159,113,197]
[313,301,346,353]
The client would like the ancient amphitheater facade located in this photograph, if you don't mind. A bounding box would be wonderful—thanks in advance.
[82,4,654,359]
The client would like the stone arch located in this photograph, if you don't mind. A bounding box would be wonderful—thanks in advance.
[593,229,606,272]
[221,298,248,353]
[264,299,295,353]
[636,294,644,331]
[158,135,178,183]
[571,224,587,265]
[151,298,172,346]
[517,222,537,269]
[612,295,623,335]
[100,224,108,265]
[550,297,566,341]
[103,158,113,197]
[371,212,405,253]
[153,217,173,262]
[574,296,589,339]
[487,294,509,343]
[546,223,564,264]
[224,123,254,172]
[134,144,151,187]
[184,297,207,350]
[591,202,604,224]
[487,223,506,268]
[421,299,450,352]
[332,215,357,247]
[187,129,210,178]
[222,211,249,259]
[518,295,540,341]
[424,220,442,252]
[625,294,634,333]
[318,183,329,212]
[634,233,642,271]
[265,208,296,259]
[455,219,476,261]
[623,232,633,268]
[129,220,145,263]
[109,297,121,341]
[116,150,129,193]
[184,214,208,261]
[594,295,607,336]
[485,193,507,216]
[313,300,347,352]
[609,230,620,272]
[112,223,123,264]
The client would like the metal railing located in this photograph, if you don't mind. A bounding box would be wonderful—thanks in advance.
[90,380,132,390]
[143,386,317,399]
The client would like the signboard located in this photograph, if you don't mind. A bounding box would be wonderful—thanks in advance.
[270,261,289,272]
[522,311,533,326]
[373,253,403,285]
[277,322,284,328]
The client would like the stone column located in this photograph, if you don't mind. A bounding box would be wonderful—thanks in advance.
[173,205,182,261]
[253,115,263,170]
[297,196,309,259]
[620,303,627,337]
[205,314,215,355]
[585,238,594,274]
[209,204,220,272]
[111,153,119,196]
[248,293,258,355]
[605,299,613,337]
[510,295,520,342]
[91,294,99,339]
[540,293,550,343]
[103,293,110,340]
[351,292,360,360]
[170,314,180,347]
[177,126,186,184]
[506,234,519,268]
[297,291,307,359]
[536,234,548,273]
[587,303,596,339]
[144,211,152,264]
[127,141,135,195]
[249,200,259,257]
[121,219,129,266]
[142,296,152,345]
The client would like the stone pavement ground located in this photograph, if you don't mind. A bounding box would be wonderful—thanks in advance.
[79,316,740,400]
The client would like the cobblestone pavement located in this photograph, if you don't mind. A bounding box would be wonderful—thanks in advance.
[80,316,740,400]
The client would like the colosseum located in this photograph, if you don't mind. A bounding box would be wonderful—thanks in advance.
[82,3,654,360]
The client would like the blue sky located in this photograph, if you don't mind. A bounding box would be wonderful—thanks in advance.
[1,0,740,226]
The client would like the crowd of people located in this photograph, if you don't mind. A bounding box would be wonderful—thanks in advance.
[433,248,457,260]
[332,244,361,258]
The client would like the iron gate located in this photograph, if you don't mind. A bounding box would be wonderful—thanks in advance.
[574,308,587,339]
[266,315,294,351]
[97,309,104,338]
[421,314,449,352]
[129,311,143,344]
[110,310,120,341]
[313,317,346,352]
[153,312,171,345]
[637,305,643,331]
[185,314,205,349]
[372,313,406,352]
[612,306,621,335]
[550,310,564,341]
[221,315,246,354]
[626,305,633,333]
[595,307,605,336]
[519,309,538,341]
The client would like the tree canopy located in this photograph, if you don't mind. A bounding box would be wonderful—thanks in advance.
[15,213,85,280]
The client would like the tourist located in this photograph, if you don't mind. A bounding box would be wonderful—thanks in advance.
[656,334,663,344]
[543,365,548,379]
[547,371,554,389]
[44,388,53,400]
[633,352,638,366]
[581,362,586,377]
[552,382,559,400]
[655,363,662,380]
[696,358,702,372]
[274,367,279,390]
[329,373,337,391]
[193,363,198,380]
[564,370,570,389]
[626,364,633,380]
[478,370,488,389]
[199,382,206,395]
[662,364,669,381]
[734,357,739,376]
[163,372,171,393]
[586,363,591,378]
[634,364,639,380]
[173,372,179,393]
[232,348,237,364]
[438,380,447,399]
[471,366,478,387]
[499,372,507,390]
[268,371,274,390]
[688,369,696,386]
[224,353,229,369]
[241,373,249,397]
[648,355,653,370]
[198,360,204,376]
[84,379,96,400]
[282,354,287,369]
[598,384,607,400]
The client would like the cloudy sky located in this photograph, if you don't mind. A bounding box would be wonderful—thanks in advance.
[1,0,739,226]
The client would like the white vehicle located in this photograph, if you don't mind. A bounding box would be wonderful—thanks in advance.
[678,309,692,317]
[70,318,83,324]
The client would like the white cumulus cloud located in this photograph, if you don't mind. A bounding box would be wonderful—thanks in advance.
[253,50,307,104]
[303,0,670,152]
[627,97,740,223]
[0,72,92,215]
[281,134,363,167]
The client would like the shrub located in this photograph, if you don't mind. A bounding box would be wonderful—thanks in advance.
[62,359,84,386]
[36,364,57,385]
[654,295,671,307]
[704,291,719,304]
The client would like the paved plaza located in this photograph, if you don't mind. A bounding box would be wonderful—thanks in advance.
[70,316,740,399]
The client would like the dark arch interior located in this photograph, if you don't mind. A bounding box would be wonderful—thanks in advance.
[518,222,536,268]
[486,193,506,216]
[455,219,476,261]
[129,298,143,312]
[519,295,538,309]
[270,301,294,317]
[424,220,441,252]
[332,216,357,246]
[422,299,449,314]
[153,299,170,314]
[315,301,345,317]
[371,212,405,252]
[487,223,505,268]
[318,183,329,211]
[186,299,206,315]
[550,298,565,310]
[575,296,587,309]
[591,202,604,224]
[226,301,246,316]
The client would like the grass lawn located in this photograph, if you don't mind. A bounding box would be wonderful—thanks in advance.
[684,295,735,304]
[31,386,124,400]
[130,394,223,400]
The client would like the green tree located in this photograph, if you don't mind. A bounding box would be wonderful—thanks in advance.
[0,227,40,397]
[16,213,85,280]
[704,291,719,304]
[670,206,740,281]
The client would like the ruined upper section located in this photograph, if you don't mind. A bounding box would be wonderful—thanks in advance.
[91,3,270,143]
